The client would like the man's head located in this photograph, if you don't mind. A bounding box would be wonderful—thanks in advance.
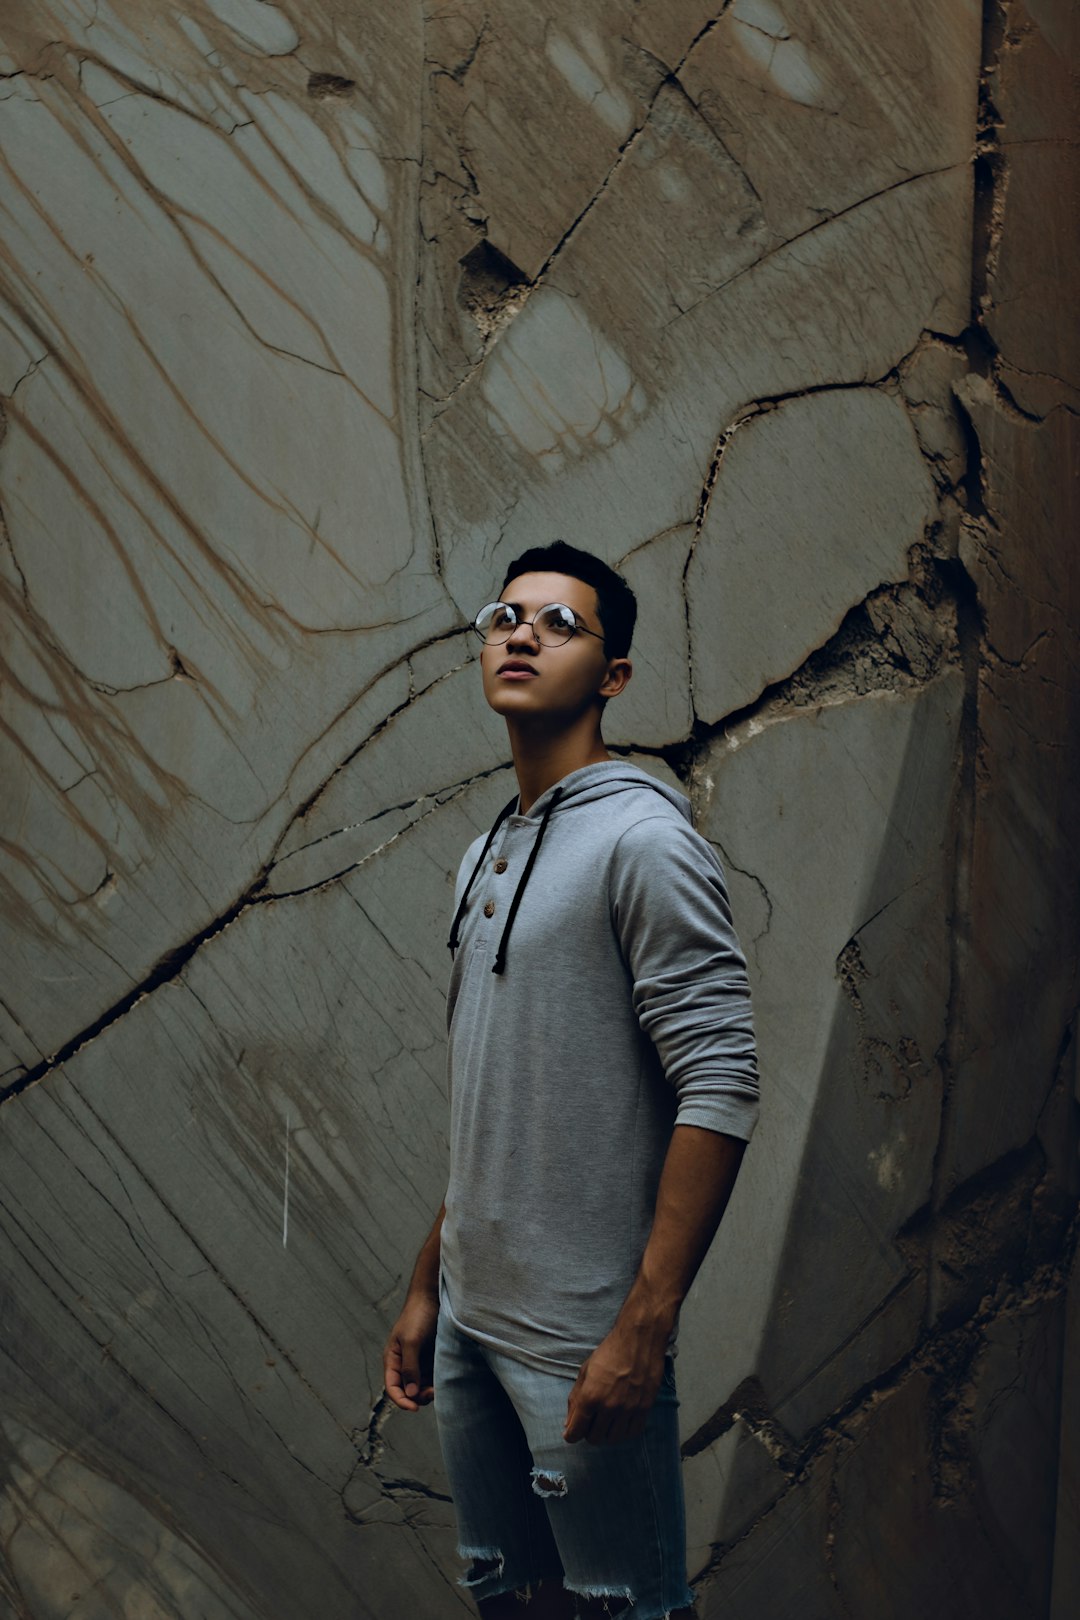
[475,541,635,726]
[500,541,637,658]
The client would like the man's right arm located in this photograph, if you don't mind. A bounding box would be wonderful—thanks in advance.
[382,1200,446,1412]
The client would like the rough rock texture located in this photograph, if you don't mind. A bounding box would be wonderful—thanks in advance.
[0,2,1076,1617]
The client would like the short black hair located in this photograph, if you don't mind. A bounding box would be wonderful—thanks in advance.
[501,540,637,658]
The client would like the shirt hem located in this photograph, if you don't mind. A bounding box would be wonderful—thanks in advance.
[439,1270,680,1376]
[440,1276,584,1375]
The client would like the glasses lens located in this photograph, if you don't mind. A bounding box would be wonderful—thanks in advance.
[473,602,517,642]
[534,604,578,645]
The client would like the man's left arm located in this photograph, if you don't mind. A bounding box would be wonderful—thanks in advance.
[565,815,760,1446]
[563,1124,745,1445]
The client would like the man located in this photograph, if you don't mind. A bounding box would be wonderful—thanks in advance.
[383,542,759,1619]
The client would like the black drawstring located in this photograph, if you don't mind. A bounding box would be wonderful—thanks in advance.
[492,786,562,975]
[447,795,517,955]
[446,786,565,973]
[450,774,675,973]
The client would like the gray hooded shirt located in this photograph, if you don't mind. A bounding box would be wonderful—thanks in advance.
[440,761,759,1374]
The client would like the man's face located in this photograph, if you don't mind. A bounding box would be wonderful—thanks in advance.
[478,570,629,722]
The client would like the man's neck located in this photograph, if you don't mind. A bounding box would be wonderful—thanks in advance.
[506,714,610,815]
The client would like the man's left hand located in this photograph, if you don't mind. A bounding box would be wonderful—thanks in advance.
[563,1324,667,1446]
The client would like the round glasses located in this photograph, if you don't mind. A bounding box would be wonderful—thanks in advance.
[471,602,605,647]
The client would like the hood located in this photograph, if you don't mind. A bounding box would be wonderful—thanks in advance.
[447,760,689,975]
[518,760,691,822]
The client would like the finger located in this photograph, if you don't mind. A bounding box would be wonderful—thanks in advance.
[385,1386,421,1413]
[381,1339,399,1391]
[398,1341,423,1400]
[603,1404,649,1446]
[383,1341,421,1413]
[587,1408,618,1447]
[383,1371,421,1413]
[563,1397,592,1445]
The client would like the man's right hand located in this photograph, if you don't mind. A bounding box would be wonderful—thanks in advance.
[383,1293,440,1412]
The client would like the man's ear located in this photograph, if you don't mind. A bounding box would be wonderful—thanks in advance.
[599,657,633,700]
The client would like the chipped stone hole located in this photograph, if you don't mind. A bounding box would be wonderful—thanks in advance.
[530,1465,568,1499]
[306,72,356,99]
[789,582,960,696]
[636,553,974,793]
[836,937,869,1003]
[680,1374,799,1474]
[458,240,531,339]
[834,939,925,1103]
[168,646,194,681]
[687,569,963,752]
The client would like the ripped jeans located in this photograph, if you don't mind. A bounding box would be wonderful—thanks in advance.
[433,1312,696,1619]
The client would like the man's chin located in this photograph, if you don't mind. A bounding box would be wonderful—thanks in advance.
[485,691,545,720]
[484,687,596,728]
[483,680,543,709]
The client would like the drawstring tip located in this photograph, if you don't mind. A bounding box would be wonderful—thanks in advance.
[491,955,505,975]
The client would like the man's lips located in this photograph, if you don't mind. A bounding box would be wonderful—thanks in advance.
[497,660,539,678]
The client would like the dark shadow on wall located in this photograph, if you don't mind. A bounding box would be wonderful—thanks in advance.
[691,678,1078,1619]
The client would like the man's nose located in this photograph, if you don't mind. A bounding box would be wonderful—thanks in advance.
[505,617,540,651]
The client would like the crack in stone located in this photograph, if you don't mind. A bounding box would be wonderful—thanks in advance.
[2,13,1074,1605]
[705,838,772,951]
[679,348,976,733]
[682,1374,798,1468]
[272,760,483,870]
[704,564,965,749]
[919,0,1007,1239]
[664,163,967,332]
[422,4,739,418]
[0,896,254,1106]
[425,15,489,88]
[690,1191,1078,1590]
[0,746,512,1104]
[265,628,469,867]
[0,514,971,1102]
[267,762,510,899]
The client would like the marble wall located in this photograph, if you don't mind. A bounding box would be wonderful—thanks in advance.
[1,2,1076,1616]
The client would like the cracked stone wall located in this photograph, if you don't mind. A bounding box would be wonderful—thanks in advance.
[0,1,1076,1616]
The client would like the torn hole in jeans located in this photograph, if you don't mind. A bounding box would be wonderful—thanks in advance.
[457,1544,505,1588]
[564,1580,636,1616]
[530,1467,568,1499]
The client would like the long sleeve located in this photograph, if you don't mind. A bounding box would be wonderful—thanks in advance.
[608,814,760,1140]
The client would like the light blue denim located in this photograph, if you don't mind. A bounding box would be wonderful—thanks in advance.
[434,1313,696,1618]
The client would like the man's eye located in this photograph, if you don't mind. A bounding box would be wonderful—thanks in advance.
[492,607,516,629]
